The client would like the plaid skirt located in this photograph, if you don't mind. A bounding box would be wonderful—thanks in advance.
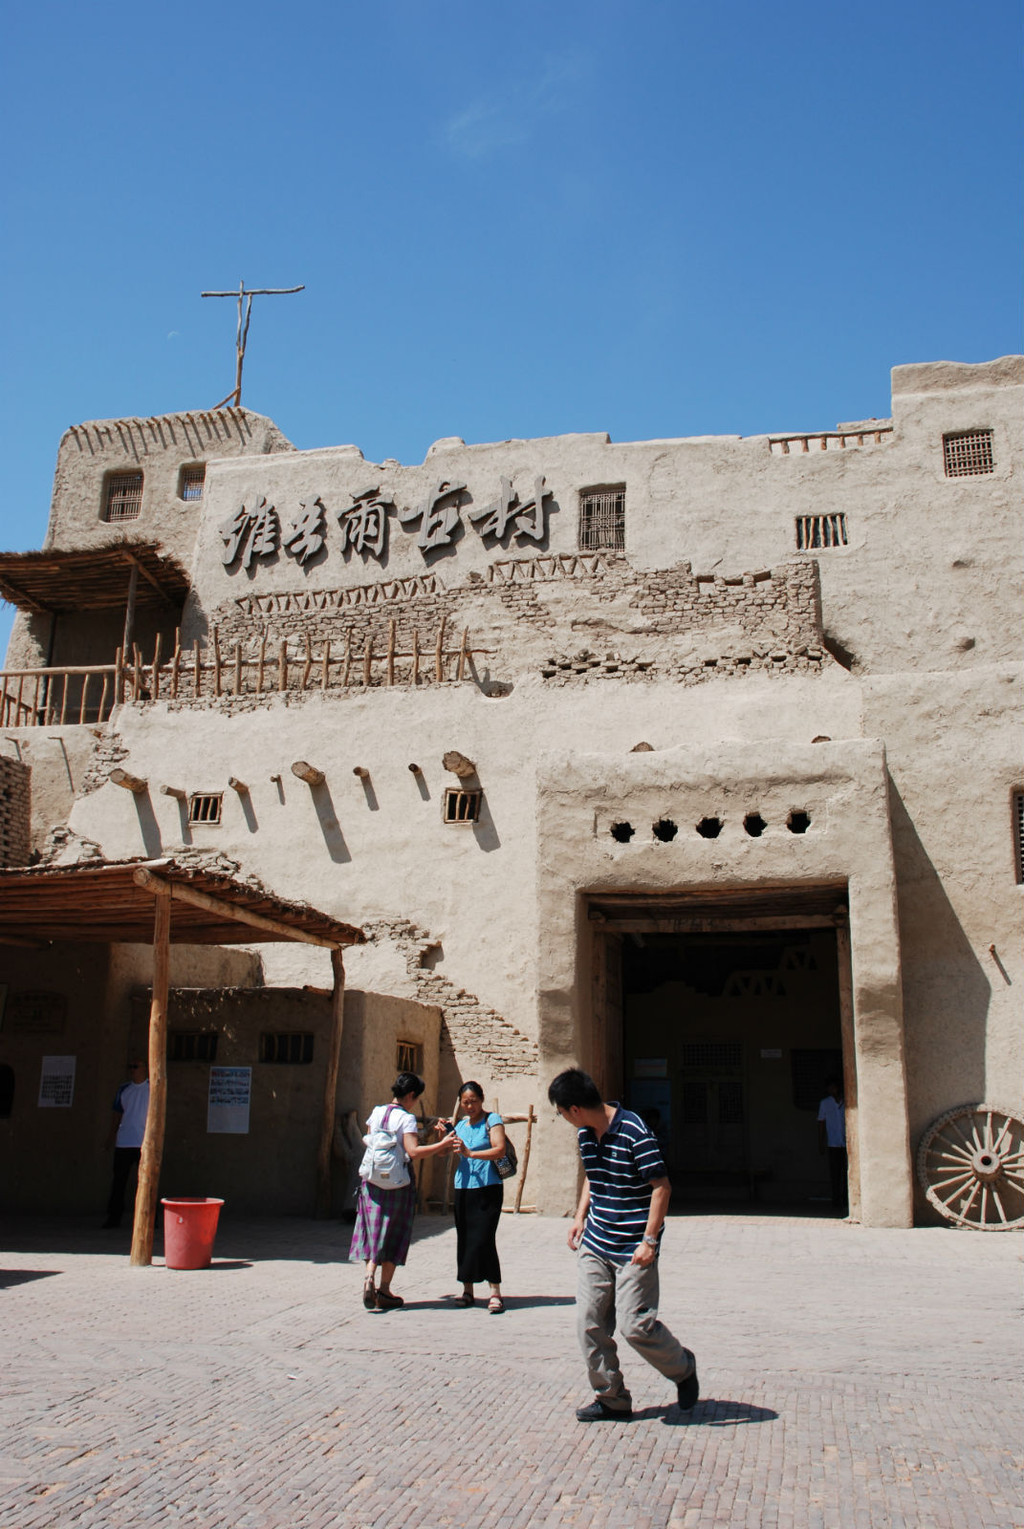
[349,1179,417,1266]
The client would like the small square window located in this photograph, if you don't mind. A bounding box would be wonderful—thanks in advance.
[179,464,206,501]
[943,430,994,477]
[188,793,222,825]
[1013,791,1024,884]
[396,1040,422,1074]
[260,1032,314,1064]
[796,513,847,550]
[104,472,143,523]
[579,487,625,551]
[443,788,481,824]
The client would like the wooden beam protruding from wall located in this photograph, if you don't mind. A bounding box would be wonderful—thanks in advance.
[110,768,147,793]
[160,784,187,800]
[442,750,476,779]
[291,760,325,786]
[228,776,249,793]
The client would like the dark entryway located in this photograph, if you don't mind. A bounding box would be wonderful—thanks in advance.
[621,928,843,1207]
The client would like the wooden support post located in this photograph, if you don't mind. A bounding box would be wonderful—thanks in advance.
[58,674,68,725]
[278,639,288,692]
[193,640,201,698]
[435,614,447,683]
[213,627,222,697]
[132,644,141,703]
[130,889,171,1266]
[98,670,109,722]
[234,642,243,696]
[342,631,352,688]
[321,638,330,693]
[78,672,90,725]
[316,947,346,1216]
[387,620,396,686]
[362,635,372,687]
[257,633,266,693]
[122,562,139,661]
[457,626,469,681]
[302,633,313,691]
[513,1105,535,1213]
[412,628,420,686]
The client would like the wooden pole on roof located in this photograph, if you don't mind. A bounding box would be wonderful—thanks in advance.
[316,946,346,1216]
[130,887,171,1267]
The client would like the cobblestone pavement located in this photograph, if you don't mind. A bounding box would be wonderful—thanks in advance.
[1,1210,1021,1529]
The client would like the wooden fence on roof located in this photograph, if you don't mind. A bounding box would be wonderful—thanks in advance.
[0,616,488,728]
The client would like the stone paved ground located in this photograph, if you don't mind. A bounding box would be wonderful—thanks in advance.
[1,1210,1021,1529]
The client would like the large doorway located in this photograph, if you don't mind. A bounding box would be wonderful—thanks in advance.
[617,927,847,1210]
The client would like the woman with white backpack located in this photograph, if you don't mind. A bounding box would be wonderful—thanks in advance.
[349,1072,457,1311]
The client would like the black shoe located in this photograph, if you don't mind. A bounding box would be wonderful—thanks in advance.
[575,1398,633,1422]
[676,1366,700,1411]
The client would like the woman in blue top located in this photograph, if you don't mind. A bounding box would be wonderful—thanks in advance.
[449,1081,507,1312]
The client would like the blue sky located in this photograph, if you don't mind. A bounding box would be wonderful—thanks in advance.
[0,0,1020,639]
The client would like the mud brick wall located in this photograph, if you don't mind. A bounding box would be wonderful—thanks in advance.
[0,755,31,866]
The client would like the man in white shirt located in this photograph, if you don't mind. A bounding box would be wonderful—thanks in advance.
[102,1060,150,1228]
[817,1076,848,1214]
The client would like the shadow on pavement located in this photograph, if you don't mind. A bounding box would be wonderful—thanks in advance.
[647,1399,779,1427]
[0,1269,61,1288]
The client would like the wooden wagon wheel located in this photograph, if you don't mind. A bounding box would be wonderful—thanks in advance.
[917,1104,1024,1230]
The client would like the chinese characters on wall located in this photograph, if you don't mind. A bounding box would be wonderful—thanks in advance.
[219,476,553,571]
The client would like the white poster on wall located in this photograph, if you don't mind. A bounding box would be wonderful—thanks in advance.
[207,1066,252,1134]
[38,1055,76,1108]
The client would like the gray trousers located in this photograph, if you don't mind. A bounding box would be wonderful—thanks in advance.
[577,1247,695,1411]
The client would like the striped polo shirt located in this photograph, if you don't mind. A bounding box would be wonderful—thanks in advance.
[578,1104,667,1264]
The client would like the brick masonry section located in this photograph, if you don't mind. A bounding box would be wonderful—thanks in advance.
[0,753,31,866]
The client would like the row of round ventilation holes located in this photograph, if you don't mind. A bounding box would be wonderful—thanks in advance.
[610,812,811,843]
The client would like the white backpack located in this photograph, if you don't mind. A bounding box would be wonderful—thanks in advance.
[359,1105,411,1189]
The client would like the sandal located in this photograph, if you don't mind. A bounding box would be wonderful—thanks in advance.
[487,1296,505,1314]
[455,1293,475,1307]
[362,1279,377,1311]
[375,1288,404,1310]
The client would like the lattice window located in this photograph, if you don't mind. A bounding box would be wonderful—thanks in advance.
[104,472,143,523]
[443,788,481,824]
[579,488,625,551]
[169,1031,219,1062]
[396,1039,422,1074]
[260,1032,314,1064]
[681,1043,742,1071]
[188,793,222,825]
[943,430,994,477]
[1013,791,1024,884]
[796,513,847,550]
[179,464,206,501]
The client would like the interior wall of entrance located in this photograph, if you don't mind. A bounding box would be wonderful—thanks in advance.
[619,929,845,1209]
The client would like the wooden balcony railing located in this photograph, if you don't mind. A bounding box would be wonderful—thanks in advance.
[0,617,489,728]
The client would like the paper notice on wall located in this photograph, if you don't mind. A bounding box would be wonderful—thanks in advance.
[207,1066,252,1134]
[38,1055,76,1108]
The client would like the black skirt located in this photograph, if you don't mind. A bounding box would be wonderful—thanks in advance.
[453,1183,504,1284]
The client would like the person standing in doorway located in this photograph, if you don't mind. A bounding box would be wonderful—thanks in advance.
[817,1075,848,1214]
[102,1059,149,1228]
[548,1067,699,1422]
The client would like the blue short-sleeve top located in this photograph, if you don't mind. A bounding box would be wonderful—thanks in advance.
[453,1113,503,1190]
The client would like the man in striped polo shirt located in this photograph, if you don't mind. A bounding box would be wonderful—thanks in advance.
[549,1067,699,1422]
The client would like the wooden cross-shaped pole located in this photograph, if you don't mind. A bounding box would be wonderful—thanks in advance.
[201,278,304,409]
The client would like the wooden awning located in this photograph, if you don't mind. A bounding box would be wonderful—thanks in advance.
[0,543,190,616]
[0,859,364,948]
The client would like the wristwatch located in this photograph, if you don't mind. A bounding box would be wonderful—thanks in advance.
[642,1234,659,1247]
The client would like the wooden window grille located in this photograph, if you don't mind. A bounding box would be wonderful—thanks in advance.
[104,472,143,523]
[179,464,206,501]
[443,787,481,824]
[169,1031,219,1062]
[943,430,994,477]
[396,1040,422,1074]
[260,1032,314,1064]
[188,793,222,825]
[579,488,625,551]
[681,1043,742,1071]
[1013,791,1024,884]
[796,513,847,550]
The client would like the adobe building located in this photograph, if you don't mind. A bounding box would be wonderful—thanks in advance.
[0,359,1020,1230]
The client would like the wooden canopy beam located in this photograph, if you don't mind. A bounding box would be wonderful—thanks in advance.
[132,866,344,949]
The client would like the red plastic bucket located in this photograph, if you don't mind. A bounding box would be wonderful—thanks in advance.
[161,1197,224,1270]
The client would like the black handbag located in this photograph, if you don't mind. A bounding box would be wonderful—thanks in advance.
[493,1126,518,1180]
